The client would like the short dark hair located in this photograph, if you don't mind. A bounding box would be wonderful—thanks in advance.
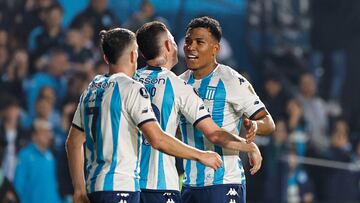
[136,21,167,60]
[100,28,136,65]
[186,16,222,42]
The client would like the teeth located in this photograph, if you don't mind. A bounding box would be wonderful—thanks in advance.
[187,55,198,59]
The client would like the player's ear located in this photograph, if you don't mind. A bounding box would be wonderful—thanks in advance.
[130,50,137,64]
[213,42,220,56]
[103,54,109,64]
[165,39,171,53]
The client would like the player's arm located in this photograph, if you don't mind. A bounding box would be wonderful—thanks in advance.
[195,117,257,152]
[195,118,262,174]
[244,108,275,143]
[140,121,222,170]
[128,82,221,170]
[229,75,275,142]
[65,126,90,203]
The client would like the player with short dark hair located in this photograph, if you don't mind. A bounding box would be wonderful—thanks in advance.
[180,16,276,203]
[66,27,222,203]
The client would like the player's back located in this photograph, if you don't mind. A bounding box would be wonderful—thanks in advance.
[74,73,156,193]
[134,65,209,191]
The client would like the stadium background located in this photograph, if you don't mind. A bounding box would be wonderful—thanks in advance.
[1,0,360,202]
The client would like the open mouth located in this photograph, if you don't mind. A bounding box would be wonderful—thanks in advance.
[186,54,199,61]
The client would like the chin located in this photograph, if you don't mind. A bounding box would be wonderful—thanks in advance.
[187,66,199,71]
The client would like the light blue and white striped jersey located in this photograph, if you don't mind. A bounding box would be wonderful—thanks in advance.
[134,65,210,191]
[72,73,157,193]
[179,64,265,187]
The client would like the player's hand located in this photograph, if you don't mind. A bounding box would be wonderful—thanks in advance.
[73,190,90,203]
[199,151,222,170]
[248,143,262,175]
[243,117,258,143]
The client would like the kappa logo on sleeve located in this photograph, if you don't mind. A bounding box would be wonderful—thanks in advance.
[139,87,149,98]
[238,77,245,85]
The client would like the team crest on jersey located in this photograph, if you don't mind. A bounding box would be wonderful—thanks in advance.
[205,86,216,100]
[139,87,149,98]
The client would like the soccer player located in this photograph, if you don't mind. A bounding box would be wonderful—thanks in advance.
[134,21,262,203]
[65,28,222,203]
[180,16,276,203]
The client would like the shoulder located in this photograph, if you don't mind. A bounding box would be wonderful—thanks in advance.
[216,64,247,87]
[167,71,187,86]
[179,70,192,81]
[18,144,33,159]
[216,64,242,80]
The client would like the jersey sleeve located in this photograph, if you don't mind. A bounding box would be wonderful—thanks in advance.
[227,75,265,119]
[126,83,157,127]
[175,77,210,126]
[72,95,84,131]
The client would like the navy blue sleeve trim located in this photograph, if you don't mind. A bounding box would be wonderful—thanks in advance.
[137,118,157,128]
[249,107,266,120]
[72,123,84,132]
[193,114,211,127]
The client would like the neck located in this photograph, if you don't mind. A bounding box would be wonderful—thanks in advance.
[33,140,47,152]
[147,56,171,70]
[5,121,17,130]
[108,64,134,77]
[193,61,218,79]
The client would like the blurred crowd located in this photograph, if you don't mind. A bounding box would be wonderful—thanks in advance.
[0,0,360,203]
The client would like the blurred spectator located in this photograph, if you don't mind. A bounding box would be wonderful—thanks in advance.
[0,153,20,203]
[296,72,329,153]
[1,49,29,106]
[62,71,88,105]
[28,3,65,73]
[124,0,168,32]
[0,97,29,181]
[34,87,61,128]
[286,98,309,156]
[0,46,9,77]
[65,27,94,72]
[262,73,291,120]
[54,99,77,202]
[263,120,289,203]
[70,0,119,42]
[11,0,55,45]
[124,0,170,68]
[23,48,68,123]
[322,118,358,202]
[286,150,314,203]
[13,119,61,203]
[0,29,8,47]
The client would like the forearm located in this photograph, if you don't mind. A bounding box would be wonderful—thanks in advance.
[65,127,88,192]
[253,115,275,135]
[212,130,256,152]
[66,139,86,193]
[155,132,202,161]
